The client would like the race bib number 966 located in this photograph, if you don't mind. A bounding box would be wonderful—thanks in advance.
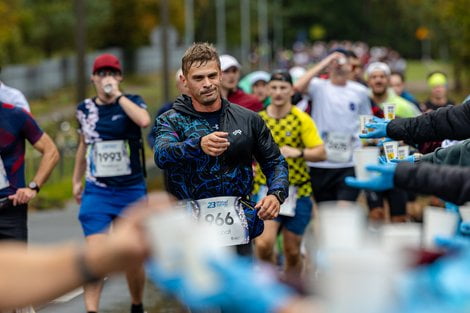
[190,196,249,246]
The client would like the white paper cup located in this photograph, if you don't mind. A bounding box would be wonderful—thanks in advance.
[397,145,410,160]
[383,141,399,162]
[353,147,379,180]
[459,203,470,221]
[383,103,396,120]
[317,202,366,250]
[381,223,422,251]
[319,248,403,313]
[423,206,459,249]
[359,115,374,135]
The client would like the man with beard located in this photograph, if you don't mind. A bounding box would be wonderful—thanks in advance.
[294,49,371,203]
[365,62,420,223]
[153,43,289,254]
[367,62,419,118]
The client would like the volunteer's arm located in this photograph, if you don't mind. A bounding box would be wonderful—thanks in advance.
[394,162,470,205]
[0,198,150,311]
[387,100,470,144]
[420,139,470,166]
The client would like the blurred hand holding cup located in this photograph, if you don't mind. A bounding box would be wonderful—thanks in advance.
[353,147,379,180]
[359,115,375,135]
[383,103,396,120]
[383,141,399,162]
[423,206,459,250]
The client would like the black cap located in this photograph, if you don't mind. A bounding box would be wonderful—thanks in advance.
[269,70,293,85]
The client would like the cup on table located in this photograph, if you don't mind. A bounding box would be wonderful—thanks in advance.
[353,147,379,180]
[423,206,459,249]
[383,103,396,120]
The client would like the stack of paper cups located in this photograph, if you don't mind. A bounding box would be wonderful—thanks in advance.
[383,141,399,162]
[423,206,459,249]
[383,103,396,120]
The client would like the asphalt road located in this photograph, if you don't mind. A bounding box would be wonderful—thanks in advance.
[28,202,187,313]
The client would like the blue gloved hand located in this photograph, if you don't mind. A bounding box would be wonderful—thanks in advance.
[435,235,470,250]
[444,202,460,213]
[146,261,185,294]
[460,221,470,235]
[377,137,393,147]
[359,117,389,139]
[344,163,397,191]
[391,155,415,163]
[147,257,293,313]
[378,155,388,164]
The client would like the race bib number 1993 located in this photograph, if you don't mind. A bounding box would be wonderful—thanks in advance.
[90,140,131,177]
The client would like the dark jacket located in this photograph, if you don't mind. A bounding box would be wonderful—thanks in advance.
[153,95,289,201]
[387,100,470,146]
[395,162,470,205]
[421,139,470,166]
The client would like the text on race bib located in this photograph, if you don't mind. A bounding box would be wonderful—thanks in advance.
[89,140,131,177]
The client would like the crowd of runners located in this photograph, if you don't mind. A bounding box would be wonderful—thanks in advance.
[1,40,470,313]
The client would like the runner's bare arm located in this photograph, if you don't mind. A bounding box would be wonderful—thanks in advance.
[30,132,60,187]
[118,96,151,128]
[303,144,327,162]
[72,135,87,203]
[293,52,343,93]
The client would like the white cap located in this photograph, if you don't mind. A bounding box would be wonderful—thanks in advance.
[366,62,391,77]
[219,54,241,71]
[248,71,270,85]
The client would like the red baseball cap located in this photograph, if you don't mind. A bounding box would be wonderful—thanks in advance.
[92,53,122,73]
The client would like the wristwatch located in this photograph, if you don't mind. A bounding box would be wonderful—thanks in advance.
[269,190,286,204]
[28,181,40,193]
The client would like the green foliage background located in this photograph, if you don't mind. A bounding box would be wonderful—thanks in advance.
[0,0,468,84]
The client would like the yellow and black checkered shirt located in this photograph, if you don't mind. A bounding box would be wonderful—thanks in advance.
[253,106,323,198]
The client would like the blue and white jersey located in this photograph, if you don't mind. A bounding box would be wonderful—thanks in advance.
[76,94,146,187]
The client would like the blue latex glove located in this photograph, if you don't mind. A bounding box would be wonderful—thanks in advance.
[377,136,393,147]
[206,257,294,313]
[460,221,470,235]
[435,235,470,250]
[146,261,185,294]
[147,257,293,313]
[445,202,460,213]
[378,155,388,164]
[359,117,389,139]
[345,163,397,191]
[391,155,415,163]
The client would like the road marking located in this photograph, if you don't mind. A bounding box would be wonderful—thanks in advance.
[51,287,83,303]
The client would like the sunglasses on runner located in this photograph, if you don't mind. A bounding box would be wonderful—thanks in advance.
[94,69,121,77]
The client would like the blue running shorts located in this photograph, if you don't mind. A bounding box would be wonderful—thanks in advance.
[78,181,146,236]
[274,196,313,236]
